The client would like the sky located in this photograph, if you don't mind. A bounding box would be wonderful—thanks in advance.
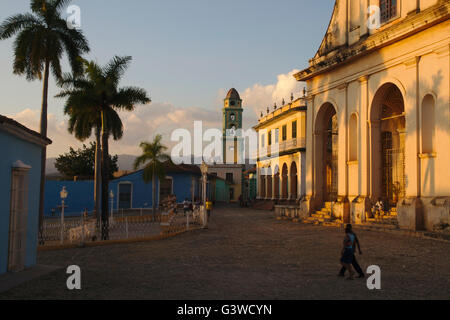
[0,0,335,158]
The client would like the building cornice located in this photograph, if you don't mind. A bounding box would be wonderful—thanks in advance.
[294,2,450,82]
[253,99,307,130]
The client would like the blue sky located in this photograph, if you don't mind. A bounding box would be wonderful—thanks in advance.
[0,0,335,156]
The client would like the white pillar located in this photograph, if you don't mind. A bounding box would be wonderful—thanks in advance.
[305,95,315,198]
[403,57,421,198]
[359,76,370,197]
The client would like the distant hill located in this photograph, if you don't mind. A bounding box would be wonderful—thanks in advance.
[46,154,254,177]
[46,154,138,177]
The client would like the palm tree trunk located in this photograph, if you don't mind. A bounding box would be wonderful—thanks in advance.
[38,60,50,244]
[100,110,110,240]
[94,127,102,226]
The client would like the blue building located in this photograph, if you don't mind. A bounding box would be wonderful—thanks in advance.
[0,115,51,274]
[45,163,210,216]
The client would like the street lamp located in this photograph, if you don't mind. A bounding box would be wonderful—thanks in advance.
[60,186,68,244]
[200,162,208,228]
[109,190,114,224]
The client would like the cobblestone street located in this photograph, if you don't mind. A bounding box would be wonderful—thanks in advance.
[1,206,449,300]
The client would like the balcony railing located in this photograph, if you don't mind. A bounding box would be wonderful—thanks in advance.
[251,138,306,160]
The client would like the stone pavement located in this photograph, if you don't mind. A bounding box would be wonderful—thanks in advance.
[1,205,449,300]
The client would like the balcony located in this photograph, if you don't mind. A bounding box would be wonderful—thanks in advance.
[252,138,306,160]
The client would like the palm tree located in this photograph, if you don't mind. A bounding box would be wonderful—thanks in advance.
[134,135,171,218]
[57,56,151,239]
[63,100,123,225]
[0,0,90,239]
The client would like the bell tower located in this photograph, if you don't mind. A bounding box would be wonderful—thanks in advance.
[223,88,243,164]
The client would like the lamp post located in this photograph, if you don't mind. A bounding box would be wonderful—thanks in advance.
[60,186,68,244]
[109,190,114,224]
[200,162,208,227]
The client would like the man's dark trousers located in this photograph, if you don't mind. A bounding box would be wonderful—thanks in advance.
[339,254,364,276]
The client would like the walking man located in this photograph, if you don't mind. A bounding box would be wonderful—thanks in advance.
[338,224,365,278]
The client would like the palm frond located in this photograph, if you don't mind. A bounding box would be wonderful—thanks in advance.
[104,56,132,86]
[112,87,151,110]
[0,13,41,40]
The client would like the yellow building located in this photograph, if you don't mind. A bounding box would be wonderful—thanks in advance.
[254,97,307,204]
[295,0,450,231]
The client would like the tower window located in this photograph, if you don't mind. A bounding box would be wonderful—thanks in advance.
[380,0,397,23]
[282,125,287,141]
[230,101,236,106]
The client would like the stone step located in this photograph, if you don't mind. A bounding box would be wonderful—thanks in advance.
[324,202,333,209]
[359,223,399,230]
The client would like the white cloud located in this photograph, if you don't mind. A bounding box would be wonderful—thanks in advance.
[8,109,85,158]
[241,69,305,126]
[7,69,304,159]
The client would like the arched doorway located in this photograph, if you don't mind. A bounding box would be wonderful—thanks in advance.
[290,162,298,199]
[282,163,288,199]
[274,165,280,199]
[267,167,273,199]
[370,83,406,208]
[260,168,266,198]
[314,103,338,206]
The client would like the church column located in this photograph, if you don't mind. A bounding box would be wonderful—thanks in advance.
[337,83,348,198]
[403,57,421,199]
[397,57,423,231]
[359,76,370,198]
[298,155,302,199]
[305,95,315,198]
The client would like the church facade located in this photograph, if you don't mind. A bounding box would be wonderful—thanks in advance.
[295,0,450,231]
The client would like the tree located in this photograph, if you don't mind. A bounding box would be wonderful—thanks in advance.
[0,0,90,240]
[55,143,118,180]
[56,56,150,239]
[63,88,125,222]
[134,135,171,218]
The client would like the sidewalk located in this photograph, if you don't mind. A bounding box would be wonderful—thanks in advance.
[0,265,61,294]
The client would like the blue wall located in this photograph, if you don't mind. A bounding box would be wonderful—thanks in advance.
[45,170,201,216]
[0,130,43,275]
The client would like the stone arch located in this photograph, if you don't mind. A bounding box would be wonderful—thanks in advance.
[369,77,406,119]
[267,166,273,199]
[259,167,266,198]
[281,163,289,199]
[290,162,298,199]
[314,102,338,207]
[370,82,406,208]
[273,165,280,199]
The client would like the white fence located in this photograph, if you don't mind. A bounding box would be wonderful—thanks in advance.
[40,206,207,247]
